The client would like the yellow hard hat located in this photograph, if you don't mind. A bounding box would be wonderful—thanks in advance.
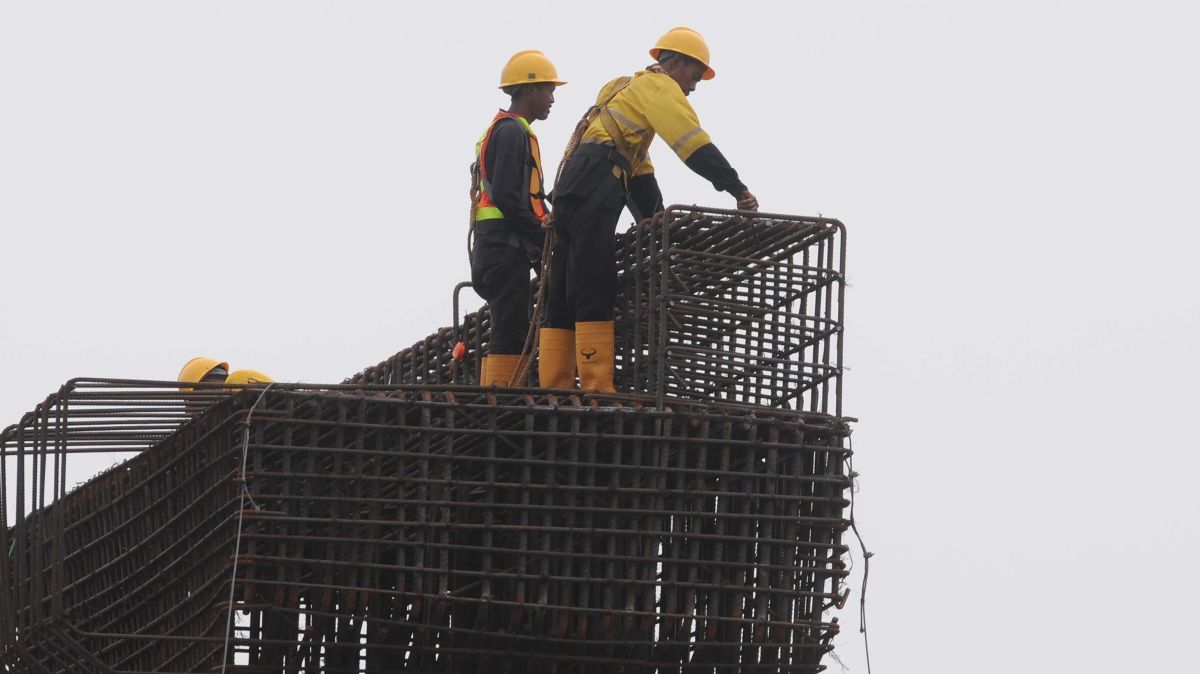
[178,356,229,393]
[225,369,274,386]
[649,26,716,80]
[499,50,567,89]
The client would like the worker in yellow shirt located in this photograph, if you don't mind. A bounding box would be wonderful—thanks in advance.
[539,27,758,393]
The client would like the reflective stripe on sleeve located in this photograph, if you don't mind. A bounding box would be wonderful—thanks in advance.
[670,126,706,152]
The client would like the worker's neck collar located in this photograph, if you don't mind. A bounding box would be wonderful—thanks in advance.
[503,107,533,124]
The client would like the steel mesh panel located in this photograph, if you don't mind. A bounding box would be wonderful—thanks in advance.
[4,384,851,673]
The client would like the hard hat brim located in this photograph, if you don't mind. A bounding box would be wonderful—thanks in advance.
[497,79,567,89]
[649,47,716,80]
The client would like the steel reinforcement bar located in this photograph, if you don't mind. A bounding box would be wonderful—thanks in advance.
[345,207,846,415]
[3,382,852,673]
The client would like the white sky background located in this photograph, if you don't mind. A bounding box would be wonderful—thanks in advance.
[2,1,1198,671]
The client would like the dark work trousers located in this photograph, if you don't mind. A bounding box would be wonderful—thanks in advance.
[546,178,627,329]
[471,237,534,355]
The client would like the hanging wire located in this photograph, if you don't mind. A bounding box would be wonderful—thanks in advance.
[846,439,874,674]
[219,383,274,672]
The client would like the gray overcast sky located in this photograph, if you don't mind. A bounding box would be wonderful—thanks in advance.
[3,1,1198,671]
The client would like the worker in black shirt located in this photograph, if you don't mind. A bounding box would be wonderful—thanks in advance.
[542,27,758,393]
[470,50,565,387]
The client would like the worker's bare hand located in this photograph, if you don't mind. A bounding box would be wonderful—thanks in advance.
[736,190,759,212]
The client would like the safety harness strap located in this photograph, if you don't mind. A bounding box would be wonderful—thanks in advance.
[475,113,547,222]
[593,77,654,181]
[572,142,633,176]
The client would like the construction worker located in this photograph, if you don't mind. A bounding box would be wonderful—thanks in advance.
[541,27,759,393]
[177,359,273,388]
[470,50,565,387]
[177,356,229,391]
[177,356,229,416]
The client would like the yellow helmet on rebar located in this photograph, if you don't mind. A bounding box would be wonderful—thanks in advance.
[177,357,229,392]
[499,50,567,89]
[225,369,274,387]
[649,26,716,80]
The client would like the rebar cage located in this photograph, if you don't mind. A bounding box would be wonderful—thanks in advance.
[3,207,855,673]
[346,207,845,416]
[3,381,851,673]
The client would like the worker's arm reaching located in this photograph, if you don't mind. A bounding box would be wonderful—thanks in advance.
[486,119,545,238]
[637,73,759,211]
[684,143,748,198]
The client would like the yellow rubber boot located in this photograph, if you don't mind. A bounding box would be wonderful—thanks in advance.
[483,354,523,387]
[478,356,489,386]
[538,328,577,389]
[575,321,615,393]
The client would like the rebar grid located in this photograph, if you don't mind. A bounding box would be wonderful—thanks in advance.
[4,383,851,673]
[3,207,852,673]
[346,207,845,415]
[1,380,254,673]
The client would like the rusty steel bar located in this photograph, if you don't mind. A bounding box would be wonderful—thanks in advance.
[3,207,854,673]
[345,207,846,415]
[3,382,852,672]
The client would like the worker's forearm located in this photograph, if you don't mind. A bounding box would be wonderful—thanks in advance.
[628,174,664,222]
[684,143,747,196]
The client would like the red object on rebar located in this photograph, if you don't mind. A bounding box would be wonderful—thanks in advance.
[452,341,466,361]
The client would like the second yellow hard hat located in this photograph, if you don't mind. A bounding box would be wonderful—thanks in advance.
[499,50,567,89]
[649,26,716,80]
[225,369,274,386]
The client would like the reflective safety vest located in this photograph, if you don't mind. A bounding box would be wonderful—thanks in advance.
[474,111,547,223]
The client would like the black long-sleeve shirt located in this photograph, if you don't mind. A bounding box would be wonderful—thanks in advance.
[482,117,543,243]
[685,143,747,196]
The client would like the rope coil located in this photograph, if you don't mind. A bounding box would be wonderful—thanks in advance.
[505,108,595,386]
